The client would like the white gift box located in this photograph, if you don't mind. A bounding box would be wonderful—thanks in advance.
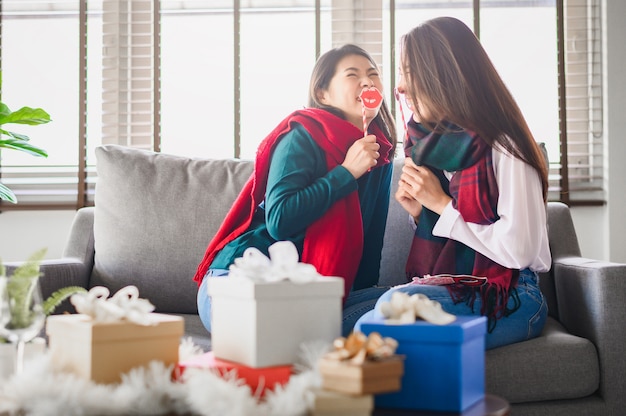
[208,277,344,367]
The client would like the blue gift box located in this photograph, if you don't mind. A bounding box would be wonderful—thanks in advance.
[361,315,487,413]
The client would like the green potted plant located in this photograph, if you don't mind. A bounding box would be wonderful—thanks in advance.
[0,71,51,204]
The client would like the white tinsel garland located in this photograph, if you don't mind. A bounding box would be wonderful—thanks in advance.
[0,338,329,416]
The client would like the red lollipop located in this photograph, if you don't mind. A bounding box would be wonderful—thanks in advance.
[359,87,383,134]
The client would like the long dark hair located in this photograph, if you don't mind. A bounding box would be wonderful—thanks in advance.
[308,44,398,156]
[401,17,548,200]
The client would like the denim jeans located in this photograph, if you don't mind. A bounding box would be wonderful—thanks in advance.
[342,286,391,337]
[354,269,547,350]
[197,269,390,337]
[197,269,229,333]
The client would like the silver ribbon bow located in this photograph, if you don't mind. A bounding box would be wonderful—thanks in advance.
[379,291,457,326]
[228,240,321,284]
[70,285,156,325]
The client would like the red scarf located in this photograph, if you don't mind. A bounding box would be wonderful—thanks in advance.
[405,121,519,331]
[194,108,392,298]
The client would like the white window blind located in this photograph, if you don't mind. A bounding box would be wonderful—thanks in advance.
[552,0,604,204]
[331,0,383,66]
[102,0,158,151]
[0,0,83,210]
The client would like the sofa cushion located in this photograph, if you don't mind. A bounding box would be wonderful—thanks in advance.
[486,317,599,403]
[92,145,253,313]
[379,158,414,287]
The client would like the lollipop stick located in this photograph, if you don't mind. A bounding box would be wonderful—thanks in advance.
[362,103,368,135]
[363,104,372,172]
[394,88,410,142]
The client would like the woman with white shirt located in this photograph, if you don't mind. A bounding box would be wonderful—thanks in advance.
[355,16,551,349]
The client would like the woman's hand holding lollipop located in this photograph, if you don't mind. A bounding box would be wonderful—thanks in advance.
[342,86,385,177]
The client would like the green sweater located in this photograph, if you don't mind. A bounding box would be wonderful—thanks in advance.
[210,124,393,291]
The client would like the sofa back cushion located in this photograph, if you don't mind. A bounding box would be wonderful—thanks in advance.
[378,158,414,286]
[93,145,253,313]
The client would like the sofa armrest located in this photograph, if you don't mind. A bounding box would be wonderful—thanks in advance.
[4,258,90,315]
[63,206,95,268]
[4,207,95,315]
[553,256,626,412]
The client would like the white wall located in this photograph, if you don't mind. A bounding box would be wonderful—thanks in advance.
[0,210,76,262]
[1,0,625,264]
[604,0,626,262]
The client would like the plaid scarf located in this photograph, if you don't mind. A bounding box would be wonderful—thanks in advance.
[404,121,519,331]
[194,108,393,299]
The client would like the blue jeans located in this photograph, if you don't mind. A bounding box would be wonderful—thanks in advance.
[197,269,229,333]
[342,286,391,336]
[197,269,389,337]
[354,269,547,350]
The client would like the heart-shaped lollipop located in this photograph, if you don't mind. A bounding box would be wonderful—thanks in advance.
[359,87,383,134]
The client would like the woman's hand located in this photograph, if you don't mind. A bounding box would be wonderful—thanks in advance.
[342,134,380,179]
[395,179,423,221]
[397,157,452,215]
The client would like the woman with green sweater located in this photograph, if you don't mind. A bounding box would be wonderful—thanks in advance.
[194,44,397,336]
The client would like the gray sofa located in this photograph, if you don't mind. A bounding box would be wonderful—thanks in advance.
[23,144,626,415]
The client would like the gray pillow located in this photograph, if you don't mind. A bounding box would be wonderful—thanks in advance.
[93,145,253,313]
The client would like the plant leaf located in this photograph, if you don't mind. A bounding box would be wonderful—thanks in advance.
[43,286,88,316]
[0,182,17,203]
[0,102,11,118]
[0,136,48,157]
[0,106,51,126]
[6,249,47,327]
[0,130,31,141]
[12,248,47,280]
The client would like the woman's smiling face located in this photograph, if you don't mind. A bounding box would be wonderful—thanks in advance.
[317,54,383,130]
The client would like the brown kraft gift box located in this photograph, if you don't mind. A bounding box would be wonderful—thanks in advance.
[318,356,404,396]
[46,313,184,384]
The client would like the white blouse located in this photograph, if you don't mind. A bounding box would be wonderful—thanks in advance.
[431,147,552,272]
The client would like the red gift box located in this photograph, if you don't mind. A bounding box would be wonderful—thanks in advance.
[174,352,292,396]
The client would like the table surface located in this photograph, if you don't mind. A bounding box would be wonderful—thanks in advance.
[373,394,510,416]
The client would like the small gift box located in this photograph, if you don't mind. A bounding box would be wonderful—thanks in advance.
[46,286,184,384]
[174,351,292,397]
[361,315,487,413]
[318,332,404,396]
[208,241,344,368]
[318,356,404,396]
[309,389,374,416]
